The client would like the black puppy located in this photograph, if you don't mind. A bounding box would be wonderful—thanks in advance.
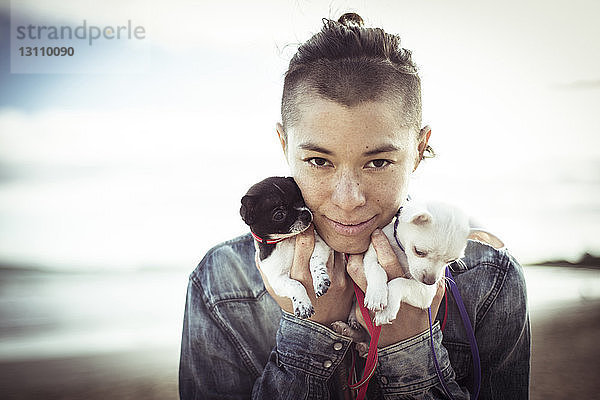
[240,177,332,318]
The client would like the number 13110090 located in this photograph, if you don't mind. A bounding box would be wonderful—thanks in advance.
[19,47,75,56]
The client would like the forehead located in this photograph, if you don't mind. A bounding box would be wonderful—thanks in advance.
[287,97,416,152]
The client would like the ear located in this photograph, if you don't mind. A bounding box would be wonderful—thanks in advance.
[276,123,288,160]
[240,195,256,225]
[410,212,432,226]
[400,202,432,226]
[285,176,300,191]
[286,176,304,200]
[414,125,432,171]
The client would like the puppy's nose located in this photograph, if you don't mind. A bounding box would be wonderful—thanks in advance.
[421,273,437,286]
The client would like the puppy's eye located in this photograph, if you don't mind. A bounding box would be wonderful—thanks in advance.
[413,246,427,257]
[273,210,287,222]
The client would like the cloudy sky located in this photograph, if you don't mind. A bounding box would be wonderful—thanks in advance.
[0,0,599,270]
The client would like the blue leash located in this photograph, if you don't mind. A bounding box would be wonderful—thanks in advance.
[393,208,481,399]
[428,267,481,400]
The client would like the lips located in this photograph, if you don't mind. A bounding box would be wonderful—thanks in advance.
[323,215,377,236]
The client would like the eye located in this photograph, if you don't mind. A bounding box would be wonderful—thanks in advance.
[413,246,428,257]
[365,159,391,169]
[272,209,287,222]
[307,157,332,168]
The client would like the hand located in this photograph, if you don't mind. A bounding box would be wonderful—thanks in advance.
[255,225,355,326]
[346,228,445,348]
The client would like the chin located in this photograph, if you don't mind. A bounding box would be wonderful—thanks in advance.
[320,233,371,255]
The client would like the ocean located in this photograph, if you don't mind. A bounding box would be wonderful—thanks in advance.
[0,264,598,362]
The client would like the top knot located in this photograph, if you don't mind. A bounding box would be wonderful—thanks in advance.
[337,12,364,27]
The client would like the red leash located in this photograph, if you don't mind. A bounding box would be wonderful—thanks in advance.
[349,281,381,400]
[441,289,448,332]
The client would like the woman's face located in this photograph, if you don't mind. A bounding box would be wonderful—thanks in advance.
[281,96,423,254]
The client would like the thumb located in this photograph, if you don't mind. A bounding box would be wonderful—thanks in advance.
[346,253,367,292]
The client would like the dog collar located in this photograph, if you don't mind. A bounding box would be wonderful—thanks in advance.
[251,231,286,245]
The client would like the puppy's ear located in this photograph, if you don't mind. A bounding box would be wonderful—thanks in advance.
[285,176,300,191]
[410,212,432,226]
[240,195,257,225]
[401,203,432,226]
[285,177,304,199]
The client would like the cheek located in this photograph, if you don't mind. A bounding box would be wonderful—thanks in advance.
[298,182,324,209]
[289,165,327,207]
[371,166,412,206]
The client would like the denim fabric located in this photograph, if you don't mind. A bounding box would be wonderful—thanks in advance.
[179,233,530,399]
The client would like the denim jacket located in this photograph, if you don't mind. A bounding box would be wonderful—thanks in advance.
[179,233,530,399]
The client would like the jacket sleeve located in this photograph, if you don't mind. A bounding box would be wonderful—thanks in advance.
[476,254,530,399]
[179,276,257,400]
[251,312,353,399]
[179,274,354,400]
[374,322,470,399]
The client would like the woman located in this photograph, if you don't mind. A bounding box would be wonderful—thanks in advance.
[179,13,529,399]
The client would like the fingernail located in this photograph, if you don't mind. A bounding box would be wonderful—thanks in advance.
[372,228,382,236]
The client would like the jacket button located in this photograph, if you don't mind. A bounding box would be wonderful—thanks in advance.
[380,376,388,385]
[333,342,343,351]
[323,360,333,368]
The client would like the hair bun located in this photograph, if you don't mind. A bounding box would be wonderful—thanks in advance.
[338,12,364,27]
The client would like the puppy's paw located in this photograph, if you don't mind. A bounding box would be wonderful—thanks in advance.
[292,297,315,319]
[310,254,331,297]
[331,321,369,342]
[356,342,370,358]
[363,285,388,312]
[313,272,331,298]
[408,284,437,309]
[374,308,397,326]
[347,310,361,330]
[331,320,350,336]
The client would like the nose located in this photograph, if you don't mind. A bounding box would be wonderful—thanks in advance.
[421,273,438,286]
[331,170,366,211]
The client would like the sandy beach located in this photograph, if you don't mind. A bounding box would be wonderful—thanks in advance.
[530,300,600,399]
[0,267,598,399]
[0,347,179,400]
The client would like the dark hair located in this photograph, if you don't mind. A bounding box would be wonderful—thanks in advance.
[281,13,423,139]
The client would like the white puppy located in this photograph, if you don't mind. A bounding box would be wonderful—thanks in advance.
[362,200,470,325]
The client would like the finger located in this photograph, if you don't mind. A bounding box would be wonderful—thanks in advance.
[290,225,315,281]
[436,279,446,299]
[354,299,365,326]
[352,298,375,331]
[346,253,367,292]
[430,279,446,315]
[371,229,404,278]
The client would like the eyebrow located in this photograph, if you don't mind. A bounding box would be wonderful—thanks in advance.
[298,142,402,156]
[363,144,402,156]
